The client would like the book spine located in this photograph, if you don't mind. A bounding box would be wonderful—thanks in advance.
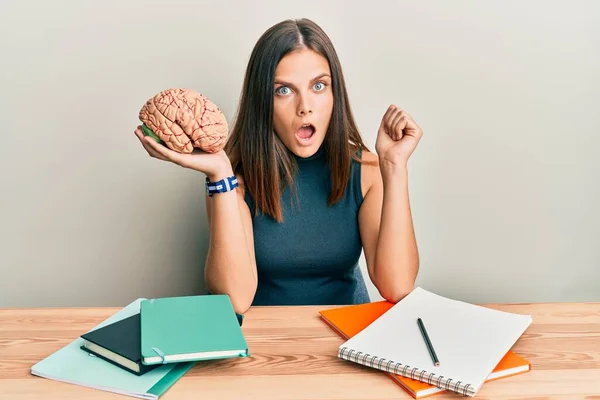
[147,362,195,397]
[338,346,475,397]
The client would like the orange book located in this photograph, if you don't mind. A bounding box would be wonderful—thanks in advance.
[319,301,531,399]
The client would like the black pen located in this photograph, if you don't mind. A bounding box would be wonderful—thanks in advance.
[417,317,440,367]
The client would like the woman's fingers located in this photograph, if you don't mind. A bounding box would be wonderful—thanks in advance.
[134,127,169,161]
[133,126,225,174]
[142,135,185,165]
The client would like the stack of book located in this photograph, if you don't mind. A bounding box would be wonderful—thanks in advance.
[319,287,533,398]
[30,294,248,399]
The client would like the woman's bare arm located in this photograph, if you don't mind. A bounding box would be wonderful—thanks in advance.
[204,172,257,314]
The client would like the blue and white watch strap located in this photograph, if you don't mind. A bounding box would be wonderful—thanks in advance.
[205,175,238,196]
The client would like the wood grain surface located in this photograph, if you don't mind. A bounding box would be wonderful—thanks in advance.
[0,302,599,399]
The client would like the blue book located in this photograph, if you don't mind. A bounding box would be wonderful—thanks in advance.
[30,298,194,399]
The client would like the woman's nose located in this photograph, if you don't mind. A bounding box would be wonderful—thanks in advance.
[297,95,313,116]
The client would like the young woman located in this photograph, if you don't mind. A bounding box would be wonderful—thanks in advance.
[134,18,423,314]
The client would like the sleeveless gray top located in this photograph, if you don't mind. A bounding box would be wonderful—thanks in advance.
[244,145,371,306]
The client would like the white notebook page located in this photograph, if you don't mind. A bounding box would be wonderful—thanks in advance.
[339,287,532,394]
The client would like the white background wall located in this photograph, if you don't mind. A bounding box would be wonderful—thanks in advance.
[1,0,598,307]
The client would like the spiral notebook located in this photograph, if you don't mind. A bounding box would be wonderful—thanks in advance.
[338,287,532,397]
[320,301,531,398]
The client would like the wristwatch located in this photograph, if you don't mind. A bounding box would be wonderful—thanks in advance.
[205,175,238,197]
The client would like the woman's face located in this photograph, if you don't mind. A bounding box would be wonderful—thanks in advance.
[272,49,334,158]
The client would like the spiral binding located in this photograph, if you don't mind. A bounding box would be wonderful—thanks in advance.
[338,346,474,397]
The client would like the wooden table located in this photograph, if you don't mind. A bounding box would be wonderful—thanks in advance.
[1,302,599,399]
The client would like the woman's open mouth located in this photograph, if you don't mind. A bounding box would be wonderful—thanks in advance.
[295,123,316,143]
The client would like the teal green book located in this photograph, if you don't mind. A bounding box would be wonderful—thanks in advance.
[140,294,249,365]
[30,298,194,399]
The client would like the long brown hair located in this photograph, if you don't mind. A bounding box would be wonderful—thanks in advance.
[225,18,370,222]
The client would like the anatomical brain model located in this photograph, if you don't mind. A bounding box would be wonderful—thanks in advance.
[138,88,228,154]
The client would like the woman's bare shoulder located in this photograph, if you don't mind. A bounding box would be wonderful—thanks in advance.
[359,149,382,198]
[360,149,379,164]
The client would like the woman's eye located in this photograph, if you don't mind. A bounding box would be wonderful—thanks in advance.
[314,82,326,91]
[276,86,291,95]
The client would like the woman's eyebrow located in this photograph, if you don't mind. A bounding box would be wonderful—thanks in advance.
[274,73,331,87]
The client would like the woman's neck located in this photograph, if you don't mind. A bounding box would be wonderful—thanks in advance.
[292,143,326,164]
